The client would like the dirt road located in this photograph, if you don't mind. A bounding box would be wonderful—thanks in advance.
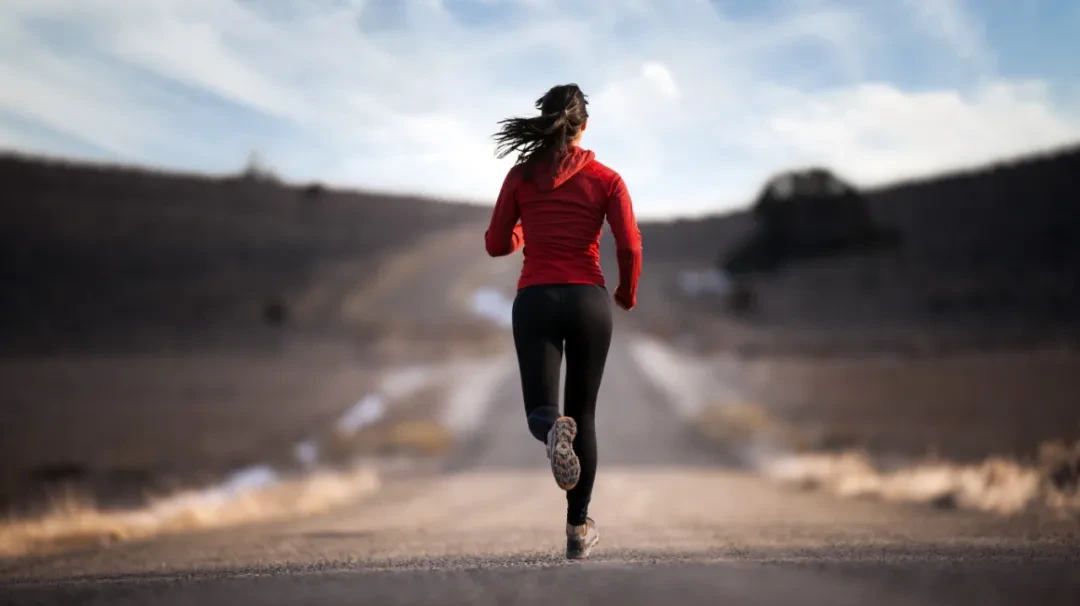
[2,329,1078,605]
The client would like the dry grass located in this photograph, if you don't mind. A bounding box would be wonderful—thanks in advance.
[762,452,1045,515]
[0,466,379,559]
[325,419,456,460]
[695,401,811,455]
[698,409,1077,518]
[694,397,1080,518]
[381,421,456,456]
[694,400,870,458]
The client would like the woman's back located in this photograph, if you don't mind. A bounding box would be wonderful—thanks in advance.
[485,146,641,297]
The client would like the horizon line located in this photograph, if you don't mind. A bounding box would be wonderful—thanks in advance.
[3,141,1078,222]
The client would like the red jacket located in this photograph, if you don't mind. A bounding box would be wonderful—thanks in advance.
[484,146,643,308]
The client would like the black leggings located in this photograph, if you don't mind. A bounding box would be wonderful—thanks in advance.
[511,283,613,526]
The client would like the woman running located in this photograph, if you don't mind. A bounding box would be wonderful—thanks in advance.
[484,83,643,560]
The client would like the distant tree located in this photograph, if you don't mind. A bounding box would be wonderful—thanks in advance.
[240,150,280,184]
[719,168,901,276]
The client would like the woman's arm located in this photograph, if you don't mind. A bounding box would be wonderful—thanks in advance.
[485,169,524,257]
[606,175,643,310]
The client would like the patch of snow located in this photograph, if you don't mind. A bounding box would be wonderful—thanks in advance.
[334,365,436,440]
[628,335,737,419]
[440,354,517,435]
[220,465,279,494]
[470,287,514,327]
[150,465,280,518]
[676,268,731,296]
[380,364,434,399]
[336,395,387,436]
[294,440,319,469]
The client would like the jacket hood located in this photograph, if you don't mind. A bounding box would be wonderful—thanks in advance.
[532,146,595,191]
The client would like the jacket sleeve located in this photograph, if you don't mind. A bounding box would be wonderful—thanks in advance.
[484,168,525,257]
[606,174,643,305]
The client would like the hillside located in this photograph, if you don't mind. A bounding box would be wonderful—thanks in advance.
[0,153,491,355]
[4,144,1078,356]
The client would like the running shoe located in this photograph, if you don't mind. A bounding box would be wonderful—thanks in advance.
[566,517,599,560]
[546,416,580,490]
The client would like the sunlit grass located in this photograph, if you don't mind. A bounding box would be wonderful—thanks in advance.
[0,466,379,559]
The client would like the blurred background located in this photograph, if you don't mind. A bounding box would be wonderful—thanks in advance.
[1,0,1078,557]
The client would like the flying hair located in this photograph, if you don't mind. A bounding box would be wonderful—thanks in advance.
[493,83,590,167]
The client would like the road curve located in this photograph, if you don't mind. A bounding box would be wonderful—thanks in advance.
[2,331,1078,605]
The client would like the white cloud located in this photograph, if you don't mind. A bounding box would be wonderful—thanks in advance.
[762,79,1080,185]
[641,62,682,101]
[0,0,1076,218]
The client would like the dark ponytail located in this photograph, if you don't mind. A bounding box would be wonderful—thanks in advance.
[493,83,589,166]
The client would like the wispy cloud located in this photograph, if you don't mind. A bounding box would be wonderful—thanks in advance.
[902,0,994,70]
[0,0,1077,217]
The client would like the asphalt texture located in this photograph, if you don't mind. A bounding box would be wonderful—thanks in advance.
[1,333,1078,605]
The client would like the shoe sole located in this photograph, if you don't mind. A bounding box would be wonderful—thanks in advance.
[567,531,600,560]
[549,416,580,491]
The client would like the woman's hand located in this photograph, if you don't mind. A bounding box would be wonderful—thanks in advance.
[614,285,635,311]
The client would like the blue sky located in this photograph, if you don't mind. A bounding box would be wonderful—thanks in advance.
[1,0,1078,219]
